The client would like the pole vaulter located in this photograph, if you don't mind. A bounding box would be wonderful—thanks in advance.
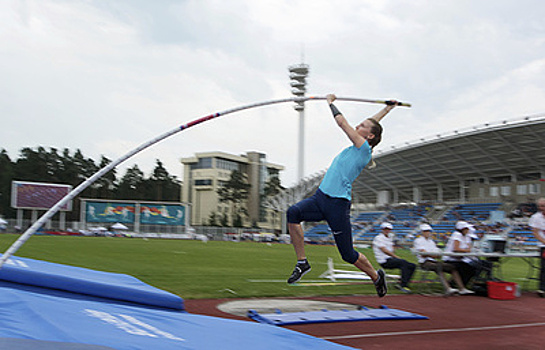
[0,96,410,268]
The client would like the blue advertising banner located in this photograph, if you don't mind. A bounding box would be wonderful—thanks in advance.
[140,204,185,225]
[86,202,135,223]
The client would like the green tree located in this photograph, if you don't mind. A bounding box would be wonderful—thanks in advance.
[263,174,284,197]
[14,147,50,182]
[217,170,250,227]
[57,148,81,185]
[116,165,145,200]
[262,174,284,229]
[0,149,14,217]
[208,211,219,226]
[71,149,98,199]
[148,159,181,201]
[95,156,116,199]
[220,213,229,227]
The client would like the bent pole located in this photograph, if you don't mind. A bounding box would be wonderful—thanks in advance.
[0,96,410,268]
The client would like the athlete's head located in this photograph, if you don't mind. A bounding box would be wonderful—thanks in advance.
[356,118,383,148]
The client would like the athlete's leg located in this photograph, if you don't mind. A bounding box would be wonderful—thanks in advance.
[286,193,324,284]
[323,195,378,281]
[287,223,306,260]
[286,194,324,260]
[354,252,378,281]
[327,212,386,296]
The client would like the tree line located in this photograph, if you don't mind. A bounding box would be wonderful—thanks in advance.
[0,147,181,221]
[211,169,284,228]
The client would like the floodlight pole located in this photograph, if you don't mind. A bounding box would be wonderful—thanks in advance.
[289,63,309,181]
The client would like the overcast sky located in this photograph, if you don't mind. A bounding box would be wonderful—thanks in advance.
[2,0,545,187]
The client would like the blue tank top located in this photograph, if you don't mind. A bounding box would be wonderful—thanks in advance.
[318,141,372,200]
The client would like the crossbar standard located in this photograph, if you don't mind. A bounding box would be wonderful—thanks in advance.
[319,258,401,282]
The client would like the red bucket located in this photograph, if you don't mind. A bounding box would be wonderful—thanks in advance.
[487,281,518,300]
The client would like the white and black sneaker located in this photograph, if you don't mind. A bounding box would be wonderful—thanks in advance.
[374,269,388,297]
[287,261,311,284]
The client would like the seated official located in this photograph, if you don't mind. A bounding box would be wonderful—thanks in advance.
[466,226,493,281]
[413,224,474,295]
[373,222,416,293]
[443,221,479,288]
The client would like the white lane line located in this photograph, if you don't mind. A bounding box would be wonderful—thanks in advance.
[321,322,545,340]
[247,279,327,283]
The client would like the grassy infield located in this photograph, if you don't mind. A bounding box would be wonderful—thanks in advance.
[0,234,535,299]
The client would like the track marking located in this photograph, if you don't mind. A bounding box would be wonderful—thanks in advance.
[247,279,347,283]
[246,279,370,285]
[321,322,545,340]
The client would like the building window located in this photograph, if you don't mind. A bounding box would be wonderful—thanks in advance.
[191,157,213,170]
[490,186,499,197]
[194,179,212,186]
[529,183,541,194]
[216,158,240,171]
[500,186,511,196]
[516,184,527,195]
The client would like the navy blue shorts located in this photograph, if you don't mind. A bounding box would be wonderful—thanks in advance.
[287,189,359,264]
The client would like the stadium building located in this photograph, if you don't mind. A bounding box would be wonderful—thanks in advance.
[347,114,545,205]
[181,151,284,228]
[267,114,545,248]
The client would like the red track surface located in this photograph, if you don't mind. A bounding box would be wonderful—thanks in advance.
[185,292,545,350]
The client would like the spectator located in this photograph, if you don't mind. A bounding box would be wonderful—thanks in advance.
[443,221,478,290]
[528,197,545,298]
[413,224,473,295]
[373,222,416,293]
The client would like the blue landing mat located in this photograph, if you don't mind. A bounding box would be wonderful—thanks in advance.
[0,256,356,350]
[248,305,428,326]
[0,255,183,310]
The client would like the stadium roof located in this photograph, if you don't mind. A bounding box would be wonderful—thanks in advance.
[351,113,545,204]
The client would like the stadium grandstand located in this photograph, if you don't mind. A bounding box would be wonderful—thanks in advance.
[267,114,545,250]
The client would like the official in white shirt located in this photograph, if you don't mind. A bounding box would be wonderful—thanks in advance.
[529,197,545,298]
[443,221,479,287]
[413,224,473,295]
[373,222,416,293]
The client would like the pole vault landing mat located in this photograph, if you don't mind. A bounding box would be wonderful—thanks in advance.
[248,305,428,326]
[0,256,356,350]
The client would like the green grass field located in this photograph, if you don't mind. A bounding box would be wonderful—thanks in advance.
[0,234,537,299]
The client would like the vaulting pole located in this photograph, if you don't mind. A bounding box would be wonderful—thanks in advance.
[0,96,410,268]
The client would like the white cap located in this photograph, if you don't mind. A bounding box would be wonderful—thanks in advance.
[420,224,433,231]
[380,222,393,230]
[455,221,471,231]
